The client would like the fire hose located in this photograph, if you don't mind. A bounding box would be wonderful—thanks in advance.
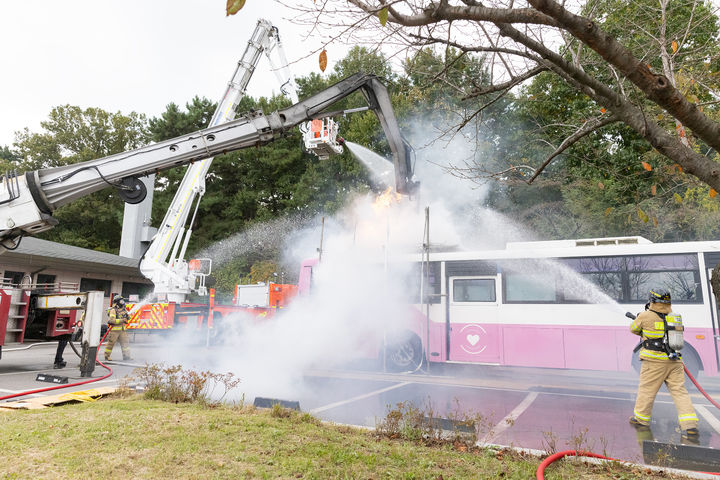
[0,327,114,402]
[536,449,720,479]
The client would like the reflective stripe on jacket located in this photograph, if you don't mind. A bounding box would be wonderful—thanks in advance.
[108,307,129,331]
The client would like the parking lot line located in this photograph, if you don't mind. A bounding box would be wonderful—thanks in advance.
[482,391,539,443]
[696,404,720,435]
[310,382,410,414]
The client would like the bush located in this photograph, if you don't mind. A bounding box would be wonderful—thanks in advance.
[133,363,241,405]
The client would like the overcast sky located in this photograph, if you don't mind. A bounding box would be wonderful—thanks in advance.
[0,1,343,147]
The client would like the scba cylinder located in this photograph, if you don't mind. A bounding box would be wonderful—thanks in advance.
[666,313,684,351]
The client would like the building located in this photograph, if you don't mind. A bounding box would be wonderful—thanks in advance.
[0,237,152,308]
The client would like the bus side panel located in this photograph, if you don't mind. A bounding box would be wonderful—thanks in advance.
[502,326,565,368]
[448,323,501,363]
[616,329,639,372]
[685,328,717,375]
[427,314,447,362]
[564,328,617,370]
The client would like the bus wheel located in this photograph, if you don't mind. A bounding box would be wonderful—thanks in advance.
[682,346,702,381]
[385,333,422,372]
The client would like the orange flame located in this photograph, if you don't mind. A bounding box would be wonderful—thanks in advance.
[372,186,404,212]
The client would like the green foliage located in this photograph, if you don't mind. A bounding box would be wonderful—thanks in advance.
[11,32,720,296]
[12,105,149,252]
[241,260,278,285]
[488,0,720,241]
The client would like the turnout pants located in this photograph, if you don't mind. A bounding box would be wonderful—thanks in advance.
[105,328,131,361]
[633,359,698,429]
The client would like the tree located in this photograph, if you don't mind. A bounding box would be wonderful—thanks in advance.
[11,105,149,252]
[291,0,720,193]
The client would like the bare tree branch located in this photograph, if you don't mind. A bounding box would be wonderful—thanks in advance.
[463,65,547,99]
[527,114,620,184]
[346,0,561,27]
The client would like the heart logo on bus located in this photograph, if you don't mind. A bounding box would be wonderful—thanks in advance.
[467,334,480,346]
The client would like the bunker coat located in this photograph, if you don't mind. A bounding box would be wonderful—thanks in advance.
[630,304,698,429]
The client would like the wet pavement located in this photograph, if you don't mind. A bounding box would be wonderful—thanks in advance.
[297,365,720,466]
[3,335,720,471]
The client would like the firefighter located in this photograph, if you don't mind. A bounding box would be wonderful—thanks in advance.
[53,334,70,369]
[105,295,132,361]
[629,289,699,438]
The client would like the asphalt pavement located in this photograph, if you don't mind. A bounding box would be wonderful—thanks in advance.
[3,335,720,472]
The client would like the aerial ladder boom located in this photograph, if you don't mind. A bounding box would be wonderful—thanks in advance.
[0,73,416,257]
[140,19,296,302]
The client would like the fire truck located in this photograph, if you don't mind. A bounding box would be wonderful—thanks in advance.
[123,19,299,335]
[0,57,415,362]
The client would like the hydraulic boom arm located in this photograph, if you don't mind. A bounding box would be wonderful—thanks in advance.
[141,19,297,301]
[0,73,415,255]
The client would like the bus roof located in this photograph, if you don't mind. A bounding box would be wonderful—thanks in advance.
[391,237,720,262]
[506,236,653,249]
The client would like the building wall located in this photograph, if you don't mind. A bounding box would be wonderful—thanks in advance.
[0,258,151,310]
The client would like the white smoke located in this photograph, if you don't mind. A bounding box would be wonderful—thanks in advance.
[145,115,619,405]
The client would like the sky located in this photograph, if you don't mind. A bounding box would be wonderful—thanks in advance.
[0,1,342,147]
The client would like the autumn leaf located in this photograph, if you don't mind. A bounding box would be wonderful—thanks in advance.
[674,193,683,203]
[598,181,605,190]
[711,189,718,198]
[641,161,652,171]
[604,207,613,217]
[675,164,683,173]
[672,40,678,53]
[319,49,328,72]
[226,0,246,16]
[378,7,389,26]
[637,208,649,223]
[600,107,606,114]
[652,216,658,227]
[651,184,657,196]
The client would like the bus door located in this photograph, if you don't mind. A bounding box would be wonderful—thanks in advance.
[447,276,500,363]
[707,268,720,372]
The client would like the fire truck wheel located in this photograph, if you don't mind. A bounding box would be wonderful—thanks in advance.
[385,333,422,372]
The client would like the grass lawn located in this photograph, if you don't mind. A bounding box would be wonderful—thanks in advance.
[0,395,695,479]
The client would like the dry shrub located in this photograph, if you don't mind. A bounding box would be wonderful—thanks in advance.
[133,363,241,405]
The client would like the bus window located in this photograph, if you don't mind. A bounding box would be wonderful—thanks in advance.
[561,257,624,301]
[402,262,441,304]
[629,270,700,302]
[626,254,701,303]
[585,272,623,300]
[505,273,557,302]
[452,278,496,302]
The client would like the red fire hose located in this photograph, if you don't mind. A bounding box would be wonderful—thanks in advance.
[536,450,613,479]
[0,328,113,402]
[684,365,720,410]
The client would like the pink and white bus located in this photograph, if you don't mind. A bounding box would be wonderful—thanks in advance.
[299,236,720,375]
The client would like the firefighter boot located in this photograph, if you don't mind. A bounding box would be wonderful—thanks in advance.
[629,416,649,428]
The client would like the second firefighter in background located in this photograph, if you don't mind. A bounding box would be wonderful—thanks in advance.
[105,296,132,361]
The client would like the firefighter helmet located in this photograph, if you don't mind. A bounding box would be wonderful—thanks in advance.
[649,289,671,304]
[113,296,127,308]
